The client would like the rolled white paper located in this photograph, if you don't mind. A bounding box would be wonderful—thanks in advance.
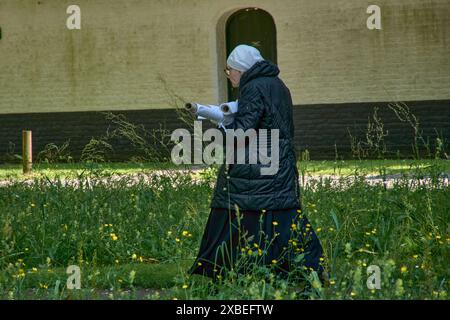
[220,100,238,115]
[185,100,239,125]
[196,104,224,123]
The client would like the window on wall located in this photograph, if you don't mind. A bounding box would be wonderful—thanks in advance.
[226,8,277,101]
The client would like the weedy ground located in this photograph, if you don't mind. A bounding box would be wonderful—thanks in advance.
[0,159,448,300]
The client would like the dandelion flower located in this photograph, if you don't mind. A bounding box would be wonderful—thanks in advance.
[182,284,188,289]
[272,221,278,226]
[132,253,137,260]
[110,233,118,241]
[271,259,277,264]
[400,266,407,273]
[39,283,48,289]
[182,231,189,236]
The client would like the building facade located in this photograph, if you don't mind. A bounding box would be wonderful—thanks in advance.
[0,0,449,161]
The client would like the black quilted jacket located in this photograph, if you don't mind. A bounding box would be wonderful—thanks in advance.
[210,60,301,210]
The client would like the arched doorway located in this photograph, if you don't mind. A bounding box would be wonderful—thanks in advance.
[226,8,277,101]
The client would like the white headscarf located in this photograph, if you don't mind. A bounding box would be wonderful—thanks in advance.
[227,45,264,72]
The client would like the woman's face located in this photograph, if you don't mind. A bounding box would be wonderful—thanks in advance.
[225,66,242,88]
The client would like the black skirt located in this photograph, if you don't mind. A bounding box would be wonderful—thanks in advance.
[188,206,324,281]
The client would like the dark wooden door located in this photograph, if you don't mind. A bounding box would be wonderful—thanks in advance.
[226,8,277,101]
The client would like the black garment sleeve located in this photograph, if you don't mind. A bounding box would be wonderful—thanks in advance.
[223,84,265,131]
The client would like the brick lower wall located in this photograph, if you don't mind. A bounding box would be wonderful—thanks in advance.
[0,99,449,163]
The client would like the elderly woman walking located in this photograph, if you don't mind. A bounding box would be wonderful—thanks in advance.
[188,45,324,283]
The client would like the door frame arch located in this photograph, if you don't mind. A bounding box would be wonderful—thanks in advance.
[215,7,277,102]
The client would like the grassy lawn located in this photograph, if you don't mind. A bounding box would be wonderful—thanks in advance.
[1,159,449,181]
[0,162,186,181]
[0,159,448,299]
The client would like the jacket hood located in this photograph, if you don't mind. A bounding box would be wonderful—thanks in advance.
[239,60,280,88]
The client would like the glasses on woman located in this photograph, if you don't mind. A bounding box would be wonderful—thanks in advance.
[224,67,231,77]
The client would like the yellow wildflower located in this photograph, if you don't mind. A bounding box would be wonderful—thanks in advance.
[39,283,48,289]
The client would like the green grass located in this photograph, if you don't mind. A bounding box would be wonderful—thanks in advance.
[0,160,449,300]
[0,161,191,181]
[298,159,450,176]
[1,159,449,181]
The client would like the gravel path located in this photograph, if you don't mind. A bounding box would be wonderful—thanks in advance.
[1,168,449,190]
